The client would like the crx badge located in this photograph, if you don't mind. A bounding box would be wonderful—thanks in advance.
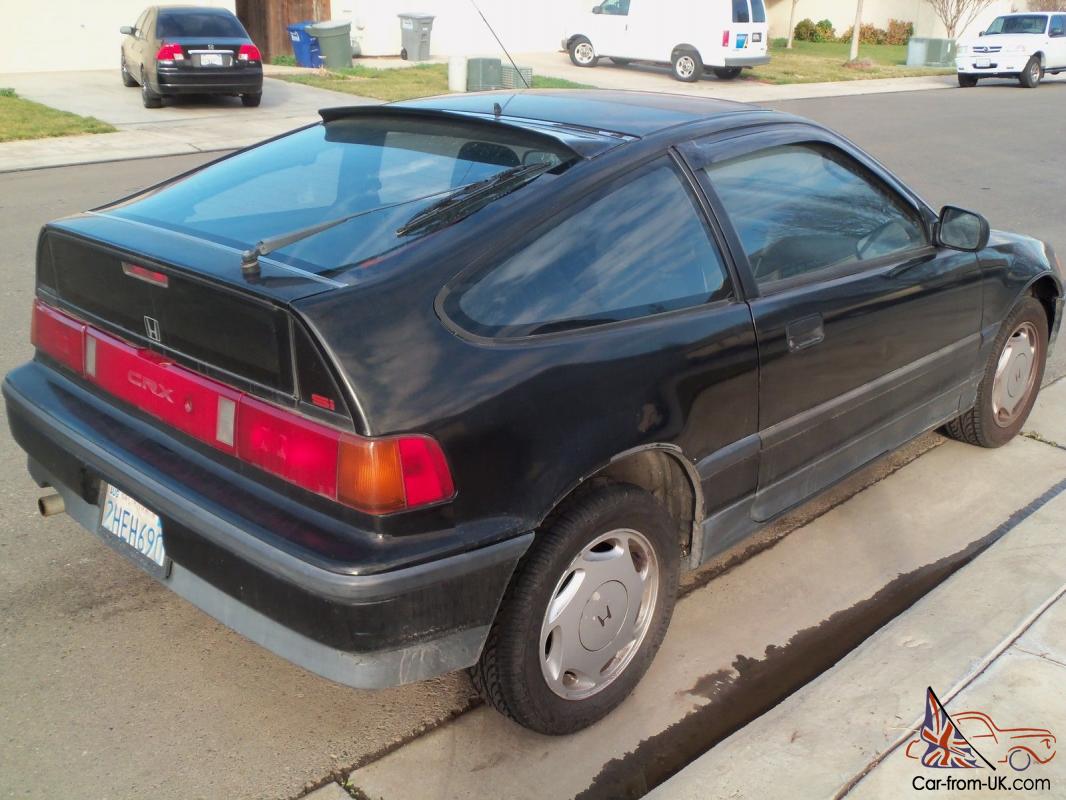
[144,315,161,342]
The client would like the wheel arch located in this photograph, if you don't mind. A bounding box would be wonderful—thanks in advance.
[541,444,703,565]
[566,33,591,50]
[671,43,702,61]
[1025,273,1061,335]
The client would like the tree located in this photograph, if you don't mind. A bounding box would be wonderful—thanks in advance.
[849,0,864,62]
[924,0,999,39]
[1028,0,1064,10]
[787,0,800,49]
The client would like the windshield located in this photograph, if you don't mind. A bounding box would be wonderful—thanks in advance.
[107,117,570,276]
[985,15,1047,35]
[157,11,247,38]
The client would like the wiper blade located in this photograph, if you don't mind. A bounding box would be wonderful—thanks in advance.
[395,162,555,238]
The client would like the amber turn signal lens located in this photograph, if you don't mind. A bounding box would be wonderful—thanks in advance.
[338,437,406,514]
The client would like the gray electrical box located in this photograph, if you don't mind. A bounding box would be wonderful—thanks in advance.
[398,13,434,61]
[501,64,533,88]
[467,57,503,91]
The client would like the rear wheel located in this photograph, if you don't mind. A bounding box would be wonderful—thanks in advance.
[672,49,702,82]
[241,93,262,107]
[713,66,742,80]
[1019,56,1043,88]
[471,484,680,734]
[120,56,137,87]
[569,36,598,67]
[140,69,162,108]
[943,296,1047,448]
[958,73,979,88]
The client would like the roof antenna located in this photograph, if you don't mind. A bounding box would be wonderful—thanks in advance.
[468,0,530,89]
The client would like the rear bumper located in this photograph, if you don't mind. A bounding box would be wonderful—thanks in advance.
[723,54,770,67]
[155,65,263,95]
[3,361,531,688]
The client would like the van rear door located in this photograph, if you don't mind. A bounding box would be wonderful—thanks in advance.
[725,0,768,59]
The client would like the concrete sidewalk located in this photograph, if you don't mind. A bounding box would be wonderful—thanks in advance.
[0,69,374,172]
[648,382,1066,800]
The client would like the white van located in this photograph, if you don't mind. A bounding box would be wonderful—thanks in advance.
[563,0,770,82]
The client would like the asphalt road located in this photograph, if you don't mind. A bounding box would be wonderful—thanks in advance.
[1,84,1065,800]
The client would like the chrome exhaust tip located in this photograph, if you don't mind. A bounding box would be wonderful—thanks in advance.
[38,493,65,517]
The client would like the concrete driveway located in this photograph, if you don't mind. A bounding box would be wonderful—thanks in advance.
[1,85,1065,800]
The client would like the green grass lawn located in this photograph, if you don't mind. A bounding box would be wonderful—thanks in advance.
[0,88,115,143]
[745,39,954,84]
[274,63,592,102]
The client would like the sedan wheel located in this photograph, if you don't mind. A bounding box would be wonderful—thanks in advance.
[120,57,137,87]
[471,483,679,734]
[991,321,1039,428]
[141,70,162,108]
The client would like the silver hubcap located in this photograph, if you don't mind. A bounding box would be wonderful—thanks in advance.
[574,42,595,64]
[539,528,659,700]
[676,56,696,78]
[992,321,1038,427]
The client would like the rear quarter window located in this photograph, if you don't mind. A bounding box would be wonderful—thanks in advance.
[444,157,732,338]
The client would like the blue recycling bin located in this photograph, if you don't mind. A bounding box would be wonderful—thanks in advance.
[287,21,323,67]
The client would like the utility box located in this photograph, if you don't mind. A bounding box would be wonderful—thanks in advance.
[467,57,503,91]
[501,64,533,89]
[907,37,956,67]
[398,13,434,61]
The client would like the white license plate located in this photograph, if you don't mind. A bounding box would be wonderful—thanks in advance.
[976,58,991,68]
[200,53,224,66]
[100,484,167,570]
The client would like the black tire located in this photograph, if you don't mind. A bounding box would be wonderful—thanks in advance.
[671,48,702,82]
[1019,56,1043,88]
[120,56,137,87]
[568,36,598,68]
[713,66,742,80]
[141,69,162,108]
[943,296,1047,448]
[241,93,262,107]
[958,73,979,88]
[471,483,680,735]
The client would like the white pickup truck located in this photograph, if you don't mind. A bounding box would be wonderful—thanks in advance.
[956,11,1066,88]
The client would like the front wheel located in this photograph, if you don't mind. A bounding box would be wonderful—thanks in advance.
[1019,56,1043,88]
[713,66,742,80]
[568,36,598,67]
[120,56,137,87]
[943,296,1047,448]
[958,73,979,88]
[672,49,702,82]
[471,484,680,734]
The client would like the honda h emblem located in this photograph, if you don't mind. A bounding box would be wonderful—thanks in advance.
[144,316,161,342]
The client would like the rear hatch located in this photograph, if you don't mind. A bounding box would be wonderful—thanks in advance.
[728,0,768,55]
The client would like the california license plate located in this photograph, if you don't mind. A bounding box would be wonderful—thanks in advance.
[199,53,224,67]
[100,484,168,575]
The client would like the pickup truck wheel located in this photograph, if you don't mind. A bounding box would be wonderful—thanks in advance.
[569,37,598,67]
[1019,56,1043,88]
[713,66,742,80]
[958,74,979,88]
[943,296,1047,448]
[471,483,679,734]
[672,49,702,82]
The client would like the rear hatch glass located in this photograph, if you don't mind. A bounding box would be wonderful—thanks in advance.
[157,11,247,38]
[105,117,573,277]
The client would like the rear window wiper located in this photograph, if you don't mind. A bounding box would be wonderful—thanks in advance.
[395,162,557,239]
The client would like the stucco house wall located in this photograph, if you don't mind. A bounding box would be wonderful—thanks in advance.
[765,0,1018,41]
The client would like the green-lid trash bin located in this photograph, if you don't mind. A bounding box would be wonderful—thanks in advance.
[307,20,352,69]
[398,13,434,61]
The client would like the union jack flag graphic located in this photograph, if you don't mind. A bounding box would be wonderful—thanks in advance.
[919,687,994,770]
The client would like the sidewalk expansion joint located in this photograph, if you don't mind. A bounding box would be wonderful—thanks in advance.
[1012,644,1066,670]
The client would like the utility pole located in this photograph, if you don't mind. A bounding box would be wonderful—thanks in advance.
[849,0,864,62]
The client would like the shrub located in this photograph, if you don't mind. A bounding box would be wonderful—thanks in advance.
[838,22,899,45]
[815,19,836,41]
[793,18,836,42]
[886,18,914,45]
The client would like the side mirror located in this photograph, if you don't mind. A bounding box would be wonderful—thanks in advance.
[120,25,134,35]
[937,206,990,252]
[978,31,986,36]
[592,5,603,13]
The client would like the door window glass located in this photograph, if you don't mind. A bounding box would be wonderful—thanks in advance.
[1051,15,1065,36]
[448,158,732,337]
[599,0,631,16]
[732,0,751,23]
[704,143,927,287]
[751,0,767,24]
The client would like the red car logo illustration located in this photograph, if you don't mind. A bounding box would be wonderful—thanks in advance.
[906,708,1057,771]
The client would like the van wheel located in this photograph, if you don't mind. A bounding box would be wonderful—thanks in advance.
[713,66,742,80]
[943,296,1047,448]
[569,36,598,67]
[1019,56,1043,88]
[958,74,979,87]
[672,49,702,82]
[470,484,680,734]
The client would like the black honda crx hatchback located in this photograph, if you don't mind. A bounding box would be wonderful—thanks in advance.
[4,91,1061,734]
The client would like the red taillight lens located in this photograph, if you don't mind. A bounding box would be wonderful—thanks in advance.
[156,43,184,61]
[238,44,261,62]
[32,300,85,373]
[722,29,731,47]
[30,301,455,515]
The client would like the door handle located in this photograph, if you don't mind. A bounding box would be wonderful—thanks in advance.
[786,314,824,352]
